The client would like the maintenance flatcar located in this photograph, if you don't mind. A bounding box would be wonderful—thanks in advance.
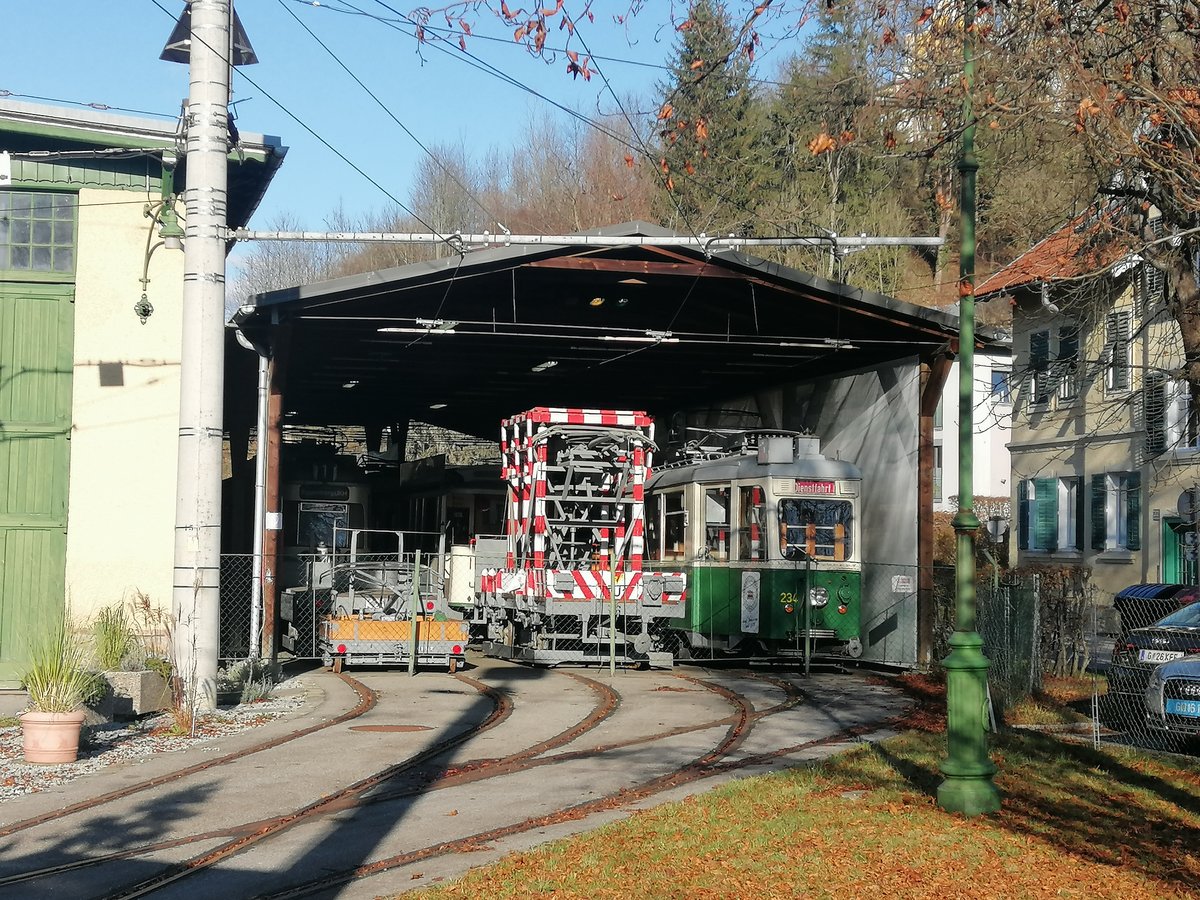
[643,430,863,661]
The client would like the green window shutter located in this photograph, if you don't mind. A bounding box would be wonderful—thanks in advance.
[1143,217,1166,315]
[1091,474,1107,550]
[1106,312,1131,392]
[1072,476,1084,550]
[1127,471,1141,550]
[1034,478,1057,550]
[1018,480,1030,551]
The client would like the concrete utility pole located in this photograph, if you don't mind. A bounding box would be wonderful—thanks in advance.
[937,0,1001,815]
[173,0,231,711]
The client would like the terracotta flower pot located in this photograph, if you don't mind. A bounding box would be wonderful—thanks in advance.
[20,710,86,764]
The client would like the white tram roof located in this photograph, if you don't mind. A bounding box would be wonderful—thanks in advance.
[648,450,861,491]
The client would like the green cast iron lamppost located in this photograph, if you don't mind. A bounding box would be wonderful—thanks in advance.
[936,0,1001,816]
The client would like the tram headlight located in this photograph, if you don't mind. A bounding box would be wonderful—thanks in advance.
[809,586,829,608]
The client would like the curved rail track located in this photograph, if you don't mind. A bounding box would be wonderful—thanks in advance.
[0,664,902,899]
[0,671,378,840]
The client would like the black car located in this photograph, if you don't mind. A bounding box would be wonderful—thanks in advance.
[1114,583,1200,632]
[1109,601,1200,702]
[1144,656,1200,742]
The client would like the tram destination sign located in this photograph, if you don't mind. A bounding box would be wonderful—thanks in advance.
[795,480,836,495]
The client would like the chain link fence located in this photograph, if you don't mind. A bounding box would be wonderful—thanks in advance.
[219,554,255,663]
[930,566,1199,755]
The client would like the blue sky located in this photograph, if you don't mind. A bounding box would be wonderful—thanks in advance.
[4,1,715,230]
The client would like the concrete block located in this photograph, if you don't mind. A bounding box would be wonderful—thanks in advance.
[105,670,170,717]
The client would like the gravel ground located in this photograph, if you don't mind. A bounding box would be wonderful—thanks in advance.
[0,678,312,803]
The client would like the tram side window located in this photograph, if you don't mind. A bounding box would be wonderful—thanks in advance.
[704,486,731,561]
[664,490,686,561]
[738,485,766,561]
[646,493,662,560]
[778,498,853,560]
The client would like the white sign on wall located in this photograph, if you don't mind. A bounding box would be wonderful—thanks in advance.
[891,575,914,594]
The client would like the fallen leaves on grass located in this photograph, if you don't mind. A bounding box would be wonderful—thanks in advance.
[409,726,1200,900]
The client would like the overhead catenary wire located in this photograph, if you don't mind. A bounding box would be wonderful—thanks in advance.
[273,0,504,235]
[229,228,944,251]
[268,0,907,262]
[147,0,456,253]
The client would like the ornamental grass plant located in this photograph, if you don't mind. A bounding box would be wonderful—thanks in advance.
[93,604,137,671]
[22,618,94,713]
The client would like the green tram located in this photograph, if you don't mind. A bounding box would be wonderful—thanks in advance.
[644,431,863,661]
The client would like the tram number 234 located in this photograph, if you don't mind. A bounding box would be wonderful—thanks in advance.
[778,591,803,606]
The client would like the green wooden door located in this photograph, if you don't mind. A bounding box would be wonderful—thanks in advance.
[1162,518,1197,586]
[0,283,73,685]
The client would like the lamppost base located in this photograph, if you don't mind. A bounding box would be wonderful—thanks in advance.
[936,773,1001,816]
[938,628,1001,815]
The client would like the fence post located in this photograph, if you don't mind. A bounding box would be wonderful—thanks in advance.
[409,550,420,676]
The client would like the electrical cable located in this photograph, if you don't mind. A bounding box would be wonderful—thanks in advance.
[148,0,454,250]
[0,89,177,120]
[274,0,502,234]
[284,0,802,89]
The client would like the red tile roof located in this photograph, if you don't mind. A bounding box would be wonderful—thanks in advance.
[976,206,1129,298]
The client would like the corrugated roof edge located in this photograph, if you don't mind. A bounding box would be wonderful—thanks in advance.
[236,220,1007,348]
[0,97,282,157]
[0,97,287,229]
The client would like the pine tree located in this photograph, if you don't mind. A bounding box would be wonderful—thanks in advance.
[654,0,763,235]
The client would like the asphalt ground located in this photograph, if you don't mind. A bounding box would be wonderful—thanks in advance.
[0,656,911,899]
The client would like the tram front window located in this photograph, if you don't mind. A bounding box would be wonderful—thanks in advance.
[778,498,853,561]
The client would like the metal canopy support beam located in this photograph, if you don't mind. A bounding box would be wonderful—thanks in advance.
[521,258,743,278]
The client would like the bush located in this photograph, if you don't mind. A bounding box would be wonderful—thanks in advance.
[217,658,281,705]
[80,670,110,706]
[144,655,173,681]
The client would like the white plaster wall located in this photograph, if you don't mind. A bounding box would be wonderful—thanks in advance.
[934,353,1014,512]
[64,187,184,620]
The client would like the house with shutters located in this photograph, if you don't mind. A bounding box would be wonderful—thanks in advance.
[0,99,284,685]
[977,205,1197,604]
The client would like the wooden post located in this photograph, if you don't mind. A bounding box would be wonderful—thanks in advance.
[261,328,289,659]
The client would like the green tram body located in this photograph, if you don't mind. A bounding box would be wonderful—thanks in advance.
[644,434,863,660]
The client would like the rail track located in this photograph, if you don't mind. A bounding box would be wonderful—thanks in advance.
[0,663,902,899]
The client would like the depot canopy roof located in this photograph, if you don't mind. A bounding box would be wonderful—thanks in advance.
[231,222,986,438]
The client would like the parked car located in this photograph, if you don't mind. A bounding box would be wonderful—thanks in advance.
[1114,583,1200,632]
[1109,601,1200,703]
[1144,656,1200,743]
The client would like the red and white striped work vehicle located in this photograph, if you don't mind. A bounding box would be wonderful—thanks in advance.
[478,408,687,667]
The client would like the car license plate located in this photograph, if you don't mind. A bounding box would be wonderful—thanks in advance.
[1165,699,1200,718]
[1138,649,1184,664]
